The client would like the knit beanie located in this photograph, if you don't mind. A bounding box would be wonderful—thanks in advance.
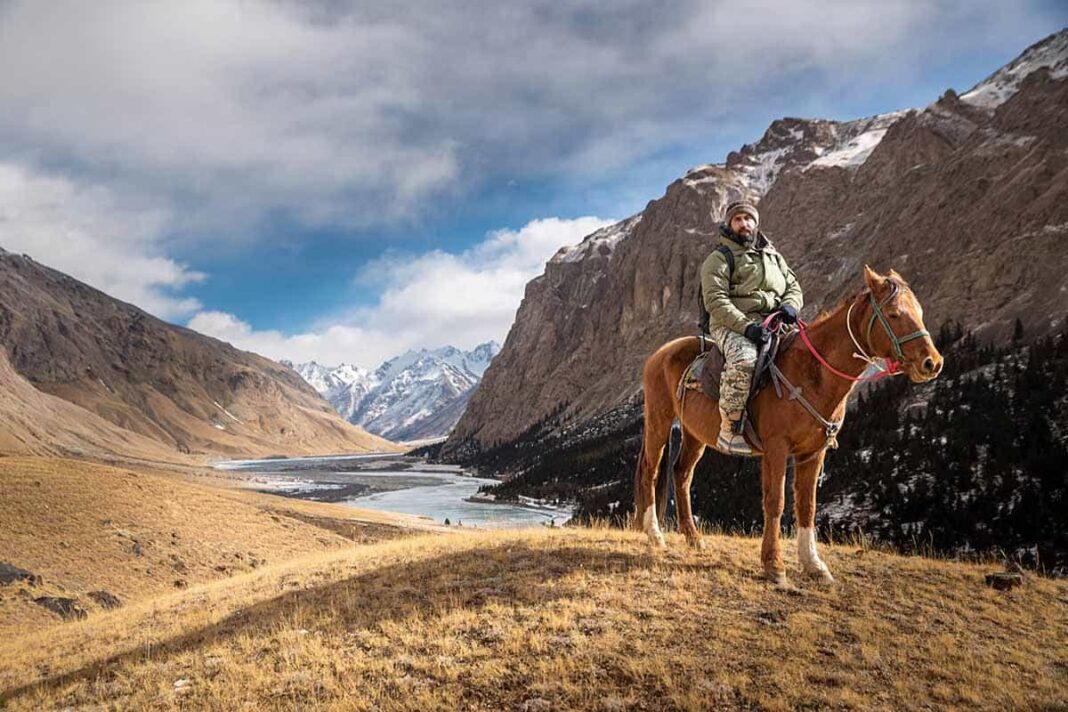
[723,201,759,226]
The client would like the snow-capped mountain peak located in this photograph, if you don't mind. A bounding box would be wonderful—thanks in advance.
[287,341,500,441]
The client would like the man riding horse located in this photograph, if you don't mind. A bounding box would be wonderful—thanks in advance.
[700,200,802,455]
[637,206,942,585]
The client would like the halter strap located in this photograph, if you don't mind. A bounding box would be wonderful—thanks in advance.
[866,281,930,362]
[796,282,928,384]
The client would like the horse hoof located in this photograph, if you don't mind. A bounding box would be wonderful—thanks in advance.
[647,534,666,548]
[766,571,799,593]
[687,537,706,551]
[803,566,835,584]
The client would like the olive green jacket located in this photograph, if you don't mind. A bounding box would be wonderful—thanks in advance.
[699,230,803,335]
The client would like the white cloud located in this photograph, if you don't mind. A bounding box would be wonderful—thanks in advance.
[187,216,613,366]
[0,163,203,319]
[0,0,1058,239]
[0,1,1058,359]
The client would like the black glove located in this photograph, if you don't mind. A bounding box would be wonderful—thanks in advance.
[744,323,769,346]
[778,304,798,325]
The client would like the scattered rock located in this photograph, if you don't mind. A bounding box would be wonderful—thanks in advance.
[0,562,40,586]
[88,590,123,609]
[758,610,786,626]
[174,578,188,589]
[170,556,188,573]
[131,541,144,557]
[985,572,1023,591]
[33,596,87,620]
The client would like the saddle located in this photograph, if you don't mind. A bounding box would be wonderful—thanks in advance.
[677,327,799,452]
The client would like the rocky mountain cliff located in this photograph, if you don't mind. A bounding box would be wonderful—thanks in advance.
[445,28,1068,457]
[0,249,396,460]
[289,342,499,441]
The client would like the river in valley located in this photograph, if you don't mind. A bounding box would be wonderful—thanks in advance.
[214,454,572,528]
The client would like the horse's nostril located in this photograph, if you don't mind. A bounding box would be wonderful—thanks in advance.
[922,357,935,373]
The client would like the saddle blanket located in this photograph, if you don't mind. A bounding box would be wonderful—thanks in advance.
[676,344,725,403]
[676,330,799,406]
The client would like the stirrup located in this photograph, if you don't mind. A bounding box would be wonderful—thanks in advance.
[715,427,753,456]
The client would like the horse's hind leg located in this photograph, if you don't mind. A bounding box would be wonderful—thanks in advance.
[634,398,672,548]
[673,429,706,549]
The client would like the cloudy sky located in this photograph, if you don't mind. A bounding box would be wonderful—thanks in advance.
[0,1,1063,367]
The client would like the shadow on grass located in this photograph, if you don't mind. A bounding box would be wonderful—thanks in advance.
[1,542,648,703]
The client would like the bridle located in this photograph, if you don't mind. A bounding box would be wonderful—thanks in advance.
[794,281,929,383]
[762,279,930,460]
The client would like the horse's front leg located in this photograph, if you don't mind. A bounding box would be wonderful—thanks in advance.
[794,450,834,583]
[760,446,790,587]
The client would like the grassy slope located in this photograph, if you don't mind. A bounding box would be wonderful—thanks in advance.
[1,523,1065,711]
[0,457,438,636]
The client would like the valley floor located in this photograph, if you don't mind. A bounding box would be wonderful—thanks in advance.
[0,460,1065,711]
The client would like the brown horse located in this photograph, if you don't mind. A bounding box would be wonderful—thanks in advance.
[634,266,943,587]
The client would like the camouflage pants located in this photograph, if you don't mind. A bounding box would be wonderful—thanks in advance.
[708,325,757,416]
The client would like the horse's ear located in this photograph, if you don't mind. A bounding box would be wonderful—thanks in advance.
[863,264,887,293]
[887,268,909,286]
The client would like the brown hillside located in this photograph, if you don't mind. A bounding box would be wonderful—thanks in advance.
[0,248,398,459]
[446,30,1068,452]
[0,350,181,461]
[0,457,438,637]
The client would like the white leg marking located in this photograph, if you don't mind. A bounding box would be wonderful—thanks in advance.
[643,505,665,547]
[798,527,830,576]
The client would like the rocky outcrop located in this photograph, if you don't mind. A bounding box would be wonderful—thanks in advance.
[0,249,396,460]
[32,596,87,621]
[0,562,39,586]
[445,29,1068,456]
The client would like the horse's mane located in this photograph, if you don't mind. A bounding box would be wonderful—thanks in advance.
[805,272,911,329]
[806,288,870,329]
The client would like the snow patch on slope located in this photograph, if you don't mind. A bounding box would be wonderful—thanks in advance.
[806,111,908,170]
[551,215,642,264]
[960,29,1068,110]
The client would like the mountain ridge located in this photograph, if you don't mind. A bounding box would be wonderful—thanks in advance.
[288,341,499,441]
[0,249,396,460]
[444,27,1068,456]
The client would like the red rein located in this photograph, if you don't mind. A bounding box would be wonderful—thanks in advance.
[762,313,901,383]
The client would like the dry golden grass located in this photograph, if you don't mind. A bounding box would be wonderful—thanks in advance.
[2,522,1065,711]
[0,456,438,636]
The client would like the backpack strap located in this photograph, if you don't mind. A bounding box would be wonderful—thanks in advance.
[716,244,735,279]
[697,245,736,334]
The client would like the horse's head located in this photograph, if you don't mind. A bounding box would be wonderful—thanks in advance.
[862,266,943,383]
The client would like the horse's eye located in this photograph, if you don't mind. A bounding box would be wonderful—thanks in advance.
[888,312,901,319]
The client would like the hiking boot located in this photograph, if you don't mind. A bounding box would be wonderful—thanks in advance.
[715,412,753,456]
